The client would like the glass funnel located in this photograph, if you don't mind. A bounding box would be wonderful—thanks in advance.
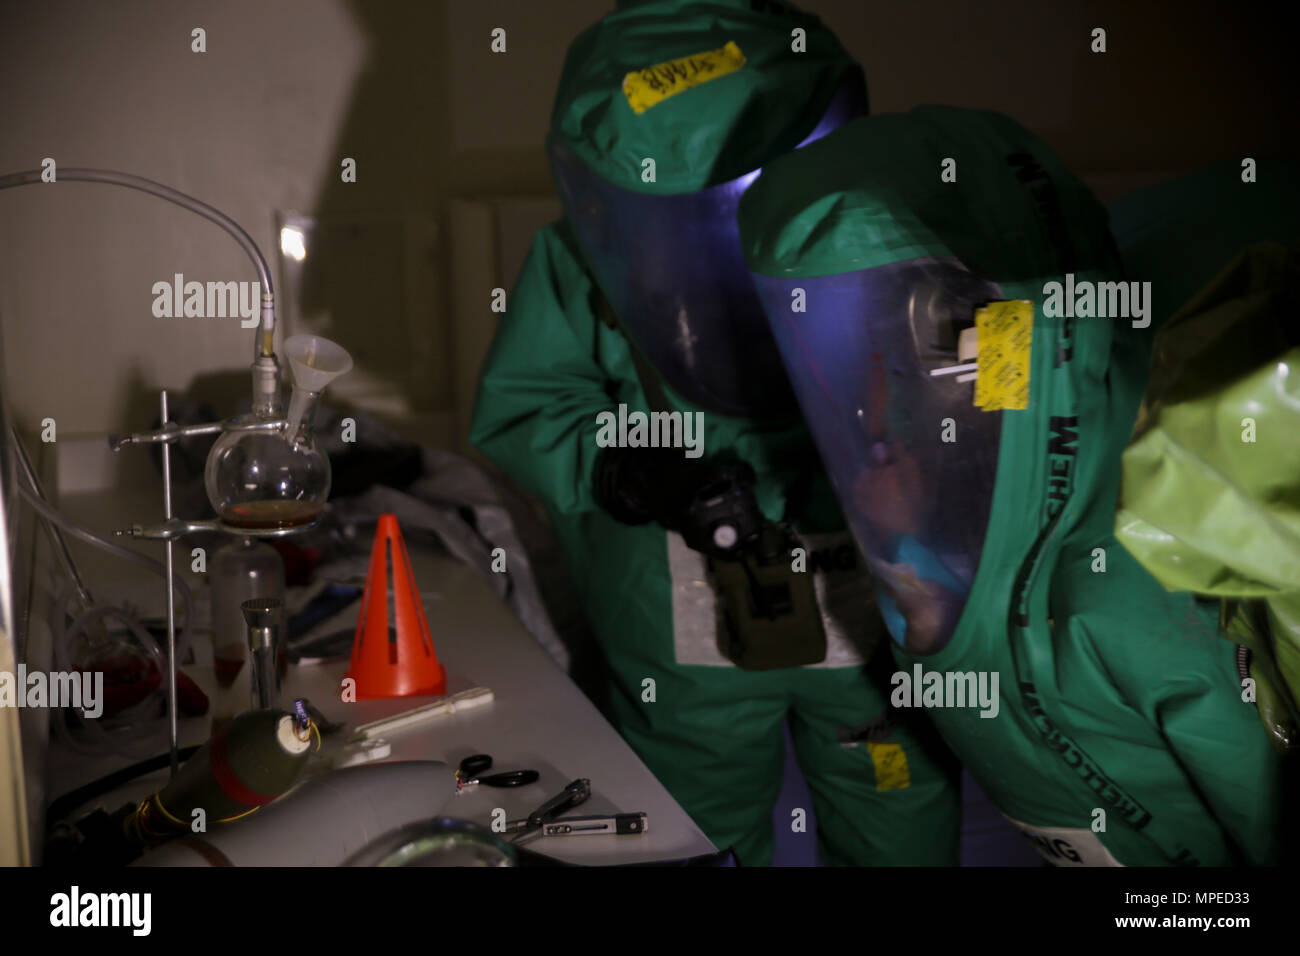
[204,335,352,530]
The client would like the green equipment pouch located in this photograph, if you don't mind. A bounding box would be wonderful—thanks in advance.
[709,522,828,670]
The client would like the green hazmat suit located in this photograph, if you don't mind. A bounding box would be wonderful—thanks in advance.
[737,108,1283,865]
[471,0,960,866]
[471,220,961,866]
[1108,163,1300,754]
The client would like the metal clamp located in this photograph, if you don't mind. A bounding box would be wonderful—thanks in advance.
[109,416,287,451]
[115,517,319,540]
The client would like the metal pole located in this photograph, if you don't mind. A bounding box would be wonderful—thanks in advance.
[160,391,179,776]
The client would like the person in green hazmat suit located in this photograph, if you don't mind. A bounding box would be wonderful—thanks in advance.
[736,107,1287,865]
[1109,162,1300,794]
[470,0,960,866]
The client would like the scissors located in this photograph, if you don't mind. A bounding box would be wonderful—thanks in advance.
[456,754,540,792]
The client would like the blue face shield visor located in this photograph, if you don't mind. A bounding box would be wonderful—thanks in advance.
[752,258,1005,653]
[550,79,866,420]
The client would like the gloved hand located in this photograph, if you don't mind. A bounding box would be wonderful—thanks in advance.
[594,446,764,557]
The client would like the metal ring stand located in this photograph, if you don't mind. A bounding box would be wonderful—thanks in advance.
[115,389,316,775]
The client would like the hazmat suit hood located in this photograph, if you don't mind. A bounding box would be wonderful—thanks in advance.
[547,0,867,419]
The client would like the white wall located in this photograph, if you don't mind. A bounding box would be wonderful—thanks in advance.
[0,0,365,436]
[0,0,614,440]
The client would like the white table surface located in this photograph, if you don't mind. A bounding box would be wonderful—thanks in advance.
[32,437,716,865]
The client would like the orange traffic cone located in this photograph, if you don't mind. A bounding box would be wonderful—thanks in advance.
[345,514,447,699]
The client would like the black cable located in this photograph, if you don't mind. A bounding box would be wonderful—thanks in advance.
[45,745,201,827]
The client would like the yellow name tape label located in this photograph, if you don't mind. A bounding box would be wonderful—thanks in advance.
[974,299,1034,410]
[622,41,746,115]
[866,740,912,791]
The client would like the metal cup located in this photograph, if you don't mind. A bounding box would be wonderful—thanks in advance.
[241,597,284,710]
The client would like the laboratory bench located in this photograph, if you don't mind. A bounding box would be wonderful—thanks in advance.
[24,436,717,866]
